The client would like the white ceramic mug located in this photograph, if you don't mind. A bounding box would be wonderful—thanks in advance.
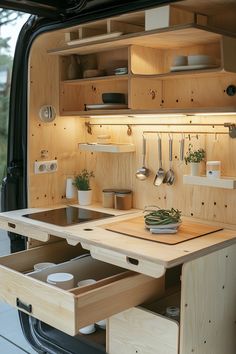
[77,279,96,334]
[47,273,74,290]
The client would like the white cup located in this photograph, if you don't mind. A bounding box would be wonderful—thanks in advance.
[77,279,96,334]
[47,273,74,290]
[34,262,56,271]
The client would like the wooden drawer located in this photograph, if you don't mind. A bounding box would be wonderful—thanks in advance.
[108,292,180,354]
[0,241,164,336]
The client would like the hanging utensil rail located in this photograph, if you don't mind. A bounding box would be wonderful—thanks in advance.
[85,122,236,138]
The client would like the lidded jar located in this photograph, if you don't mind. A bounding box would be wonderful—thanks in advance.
[206,161,221,178]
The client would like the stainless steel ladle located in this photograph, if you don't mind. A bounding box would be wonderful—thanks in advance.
[136,135,150,180]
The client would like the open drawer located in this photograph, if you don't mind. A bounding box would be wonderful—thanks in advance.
[0,241,164,336]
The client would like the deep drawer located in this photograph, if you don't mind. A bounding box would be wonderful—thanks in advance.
[0,241,164,336]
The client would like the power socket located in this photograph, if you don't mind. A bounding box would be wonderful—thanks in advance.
[34,160,58,174]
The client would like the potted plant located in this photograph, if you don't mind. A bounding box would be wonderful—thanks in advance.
[184,144,206,176]
[74,169,95,205]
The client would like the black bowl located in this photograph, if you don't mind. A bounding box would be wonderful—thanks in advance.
[102,93,126,104]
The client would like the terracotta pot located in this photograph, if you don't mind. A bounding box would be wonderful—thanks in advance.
[77,190,92,206]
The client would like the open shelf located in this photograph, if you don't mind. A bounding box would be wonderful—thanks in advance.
[48,25,225,56]
[183,175,236,189]
[62,74,129,85]
[78,143,135,153]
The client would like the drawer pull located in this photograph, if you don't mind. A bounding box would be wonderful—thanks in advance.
[8,222,16,229]
[16,298,32,313]
[126,257,139,266]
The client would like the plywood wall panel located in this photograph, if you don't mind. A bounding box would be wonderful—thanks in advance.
[28,32,236,227]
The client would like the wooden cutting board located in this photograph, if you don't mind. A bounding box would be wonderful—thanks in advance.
[103,217,222,245]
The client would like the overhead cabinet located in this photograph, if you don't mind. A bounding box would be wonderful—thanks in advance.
[53,25,236,116]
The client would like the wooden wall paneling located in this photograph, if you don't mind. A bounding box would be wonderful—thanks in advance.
[60,83,85,113]
[129,78,163,109]
[28,32,85,208]
[85,115,236,226]
[96,48,128,74]
[162,74,236,109]
[130,45,165,74]
[180,243,236,354]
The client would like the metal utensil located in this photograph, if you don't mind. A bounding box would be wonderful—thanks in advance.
[154,134,165,186]
[179,134,185,164]
[136,135,150,180]
[163,134,175,185]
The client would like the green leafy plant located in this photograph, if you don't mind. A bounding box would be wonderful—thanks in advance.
[74,169,94,191]
[144,206,182,226]
[184,144,205,165]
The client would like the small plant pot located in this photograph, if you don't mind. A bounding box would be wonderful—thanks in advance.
[190,162,200,176]
[77,190,92,206]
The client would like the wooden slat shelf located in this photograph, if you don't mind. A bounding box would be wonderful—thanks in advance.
[61,74,129,85]
[183,175,236,189]
[61,69,236,86]
[48,25,228,56]
[78,143,135,153]
[60,106,236,117]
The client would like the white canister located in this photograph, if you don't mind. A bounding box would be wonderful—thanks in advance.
[206,161,221,178]
[66,178,76,199]
[47,273,74,290]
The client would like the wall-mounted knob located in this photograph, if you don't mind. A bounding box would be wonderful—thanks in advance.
[226,85,236,97]
[39,105,56,122]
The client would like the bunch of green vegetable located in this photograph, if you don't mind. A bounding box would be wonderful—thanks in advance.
[144,207,182,226]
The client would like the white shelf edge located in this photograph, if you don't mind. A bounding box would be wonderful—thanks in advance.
[183,175,236,189]
[78,143,135,153]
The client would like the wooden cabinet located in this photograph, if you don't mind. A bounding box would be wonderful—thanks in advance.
[108,243,236,354]
[0,240,164,336]
[49,23,236,116]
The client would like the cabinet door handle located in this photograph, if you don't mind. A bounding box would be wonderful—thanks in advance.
[16,298,32,313]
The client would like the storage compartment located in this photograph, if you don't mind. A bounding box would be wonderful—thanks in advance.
[108,266,181,354]
[60,48,129,81]
[0,241,164,336]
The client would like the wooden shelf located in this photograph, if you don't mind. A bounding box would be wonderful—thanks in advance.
[62,74,129,85]
[60,106,236,117]
[78,143,135,153]
[183,175,236,189]
[48,25,227,56]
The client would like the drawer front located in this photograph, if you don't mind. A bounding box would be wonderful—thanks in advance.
[108,307,179,354]
[0,242,165,336]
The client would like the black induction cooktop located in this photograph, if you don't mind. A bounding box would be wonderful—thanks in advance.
[23,207,114,226]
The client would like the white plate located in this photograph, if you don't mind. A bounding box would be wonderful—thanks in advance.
[85,104,128,110]
[145,222,181,230]
[170,64,219,72]
[66,32,123,46]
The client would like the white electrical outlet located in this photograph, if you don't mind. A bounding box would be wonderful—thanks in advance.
[34,160,58,174]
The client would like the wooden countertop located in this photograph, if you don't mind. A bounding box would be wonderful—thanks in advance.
[0,204,235,271]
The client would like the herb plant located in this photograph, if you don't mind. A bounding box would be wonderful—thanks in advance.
[74,169,94,191]
[144,206,182,226]
[184,144,205,165]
